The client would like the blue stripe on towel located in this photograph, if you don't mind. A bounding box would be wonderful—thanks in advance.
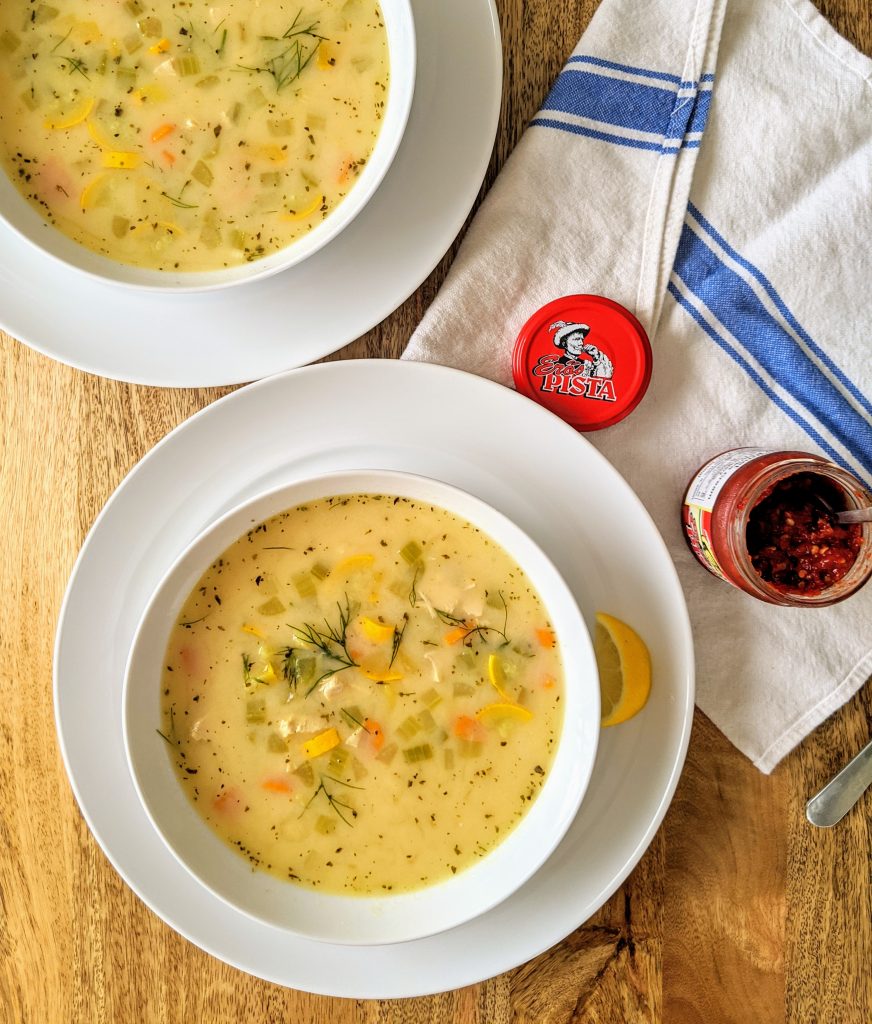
[535,62,713,152]
[672,222,872,477]
[687,202,872,421]
[666,282,856,473]
[541,69,677,135]
[530,117,669,152]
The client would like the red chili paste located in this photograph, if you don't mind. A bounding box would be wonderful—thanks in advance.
[746,473,862,593]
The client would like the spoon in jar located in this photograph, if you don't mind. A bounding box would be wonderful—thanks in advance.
[833,507,872,524]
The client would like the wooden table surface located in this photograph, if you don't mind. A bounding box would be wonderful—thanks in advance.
[2,1,871,1021]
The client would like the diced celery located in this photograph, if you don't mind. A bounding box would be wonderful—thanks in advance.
[458,739,483,759]
[267,732,286,753]
[351,56,372,72]
[293,571,316,599]
[433,728,448,744]
[95,52,108,76]
[173,53,201,77]
[400,540,422,564]
[139,15,162,37]
[246,697,266,723]
[34,5,59,25]
[485,591,505,609]
[111,216,129,238]
[124,0,144,14]
[403,743,433,764]
[246,87,268,109]
[259,171,281,187]
[1,30,21,53]
[397,715,420,741]
[199,223,221,249]
[340,705,364,727]
[314,814,336,835]
[196,75,221,89]
[228,102,243,124]
[415,709,435,733]
[376,742,397,765]
[310,562,330,581]
[387,580,408,599]
[123,31,142,54]
[293,760,314,786]
[306,114,326,130]
[452,681,475,698]
[327,746,349,774]
[350,755,367,780]
[257,596,285,616]
[191,160,213,187]
[228,228,246,250]
[421,688,442,709]
[268,118,293,137]
[292,653,316,689]
[456,651,476,670]
[444,748,455,770]
[115,66,137,86]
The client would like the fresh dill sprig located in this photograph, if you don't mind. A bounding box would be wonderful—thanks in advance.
[178,613,209,628]
[240,9,326,91]
[58,55,89,79]
[389,613,409,668]
[292,595,359,670]
[435,591,511,646]
[301,775,362,826]
[156,728,175,746]
[161,183,198,210]
[409,565,420,607]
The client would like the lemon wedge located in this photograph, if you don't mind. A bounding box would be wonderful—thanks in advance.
[475,702,533,724]
[594,612,651,727]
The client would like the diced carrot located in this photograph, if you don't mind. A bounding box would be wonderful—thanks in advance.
[148,37,171,54]
[363,718,385,752]
[212,788,242,815]
[161,149,176,166]
[536,628,556,649]
[540,674,556,690]
[444,625,470,645]
[261,776,293,794]
[453,715,485,742]
[179,645,200,675]
[151,122,175,142]
[337,156,355,184]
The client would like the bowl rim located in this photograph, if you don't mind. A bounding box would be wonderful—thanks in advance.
[122,468,601,945]
[0,0,416,294]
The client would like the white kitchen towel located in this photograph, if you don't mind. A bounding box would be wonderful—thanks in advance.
[403,0,872,772]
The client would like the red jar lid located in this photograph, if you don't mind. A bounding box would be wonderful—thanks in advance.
[512,295,652,431]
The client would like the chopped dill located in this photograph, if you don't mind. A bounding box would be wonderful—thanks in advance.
[389,613,409,668]
[239,9,326,91]
[301,775,362,827]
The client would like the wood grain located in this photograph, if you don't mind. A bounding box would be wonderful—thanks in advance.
[1,1,870,1022]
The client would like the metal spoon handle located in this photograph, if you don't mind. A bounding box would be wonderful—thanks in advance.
[806,738,872,827]
[835,507,872,524]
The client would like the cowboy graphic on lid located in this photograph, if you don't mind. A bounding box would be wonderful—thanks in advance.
[550,320,614,379]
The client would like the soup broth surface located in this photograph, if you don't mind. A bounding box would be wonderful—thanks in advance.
[0,1,388,271]
[160,495,565,896]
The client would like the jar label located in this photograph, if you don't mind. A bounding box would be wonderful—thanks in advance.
[682,448,771,581]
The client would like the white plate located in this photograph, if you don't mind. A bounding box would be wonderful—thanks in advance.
[0,0,500,387]
[55,361,695,998]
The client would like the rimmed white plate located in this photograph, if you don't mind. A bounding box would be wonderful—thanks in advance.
[0,0,501,387]
[55,361,694,998]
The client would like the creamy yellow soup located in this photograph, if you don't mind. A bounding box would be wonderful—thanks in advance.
[0,1,388,271]
[160,495,565,896]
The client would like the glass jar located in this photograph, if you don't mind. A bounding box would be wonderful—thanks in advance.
[682,448,872,607]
